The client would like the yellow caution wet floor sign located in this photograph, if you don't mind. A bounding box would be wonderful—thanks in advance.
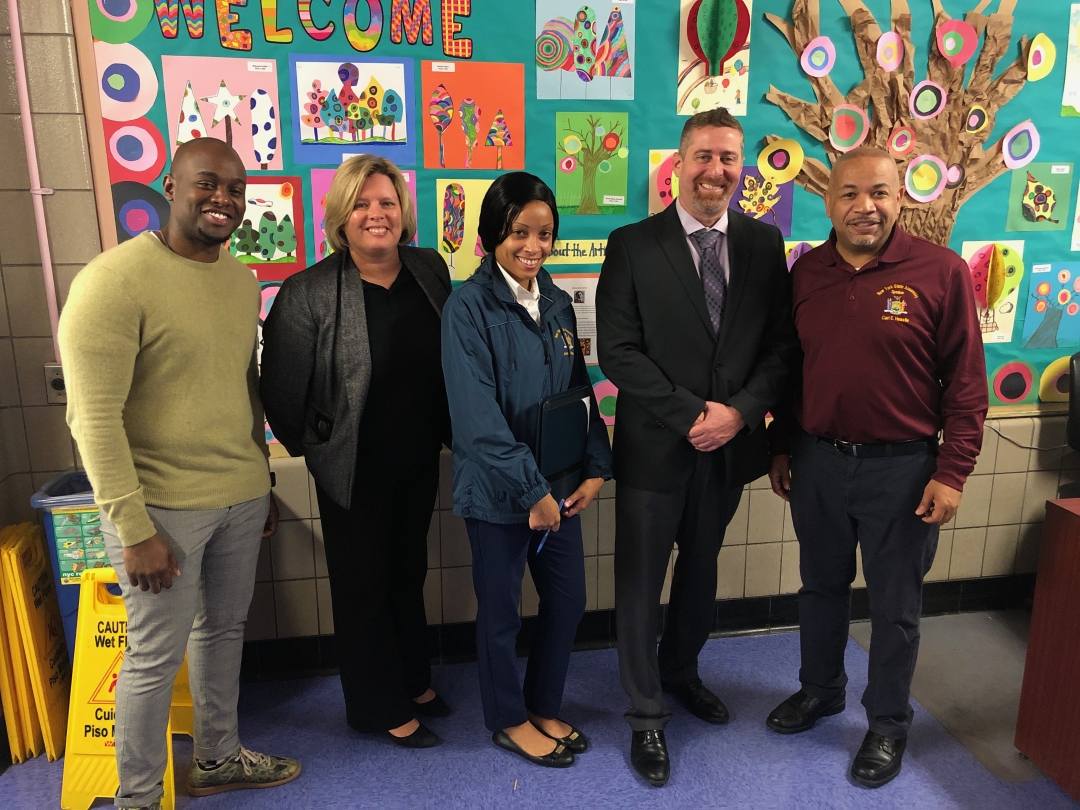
[0,525,44,761]
[0,527,27,763]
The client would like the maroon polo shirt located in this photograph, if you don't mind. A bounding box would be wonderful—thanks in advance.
[772,226,987,491]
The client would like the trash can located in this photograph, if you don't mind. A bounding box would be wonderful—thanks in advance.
[30,471,112,660]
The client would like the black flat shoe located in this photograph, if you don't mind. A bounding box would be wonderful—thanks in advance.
[386,721,440,749]
[630,729,670,787]
[539,722,588,754]
[662,678,729,724]
[492,730,574,768]
[766,688,846,734]
[413,693,452,718]
[851,730,906,788]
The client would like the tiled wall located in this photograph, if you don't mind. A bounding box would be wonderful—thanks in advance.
[0,1,1070,643]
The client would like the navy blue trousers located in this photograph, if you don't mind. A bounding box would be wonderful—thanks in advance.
[465,516,587,732]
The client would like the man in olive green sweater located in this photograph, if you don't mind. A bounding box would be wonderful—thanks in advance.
[58,139,299,809]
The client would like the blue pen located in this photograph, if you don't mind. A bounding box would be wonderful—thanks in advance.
[536,499,566,553]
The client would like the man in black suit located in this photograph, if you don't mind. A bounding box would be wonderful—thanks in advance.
[596,108,797,786]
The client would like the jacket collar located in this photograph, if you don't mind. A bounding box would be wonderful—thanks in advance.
[471,253,566,311]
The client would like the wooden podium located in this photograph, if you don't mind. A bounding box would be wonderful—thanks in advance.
[1015,498,1080,802]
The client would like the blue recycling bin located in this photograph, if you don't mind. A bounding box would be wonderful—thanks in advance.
[30,470,112,661]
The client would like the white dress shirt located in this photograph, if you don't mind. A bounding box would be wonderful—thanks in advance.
[497,261,541,325]
[675,197,730,282]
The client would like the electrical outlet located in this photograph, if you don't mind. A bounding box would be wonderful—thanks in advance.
[44,363,66,404]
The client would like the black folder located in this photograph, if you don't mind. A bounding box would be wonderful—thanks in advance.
[536,385,592,501]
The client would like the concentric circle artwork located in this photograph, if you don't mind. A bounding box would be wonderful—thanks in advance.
[1027,33,1056,82]
[88,0,153,44]
[559,156,577,173]
[95,42,158,121]
[910,80,946,120]
[800,36,836,78]
[829,105,869,152]
[945,163,966,190]
[876,31,904,72]
[103,117,166,184]
[887,125,916,157]
[112,181,170,242]
[259,282,282,326]
[757,139,804,184]
[992,361,1035,405]
[1040,357,1072,402]
[562,135,582,154]
[965,104,988,134]
[1002,121,1040,169]
[653,152,679,207]
[905,155,948,203]
[935,20,978,68]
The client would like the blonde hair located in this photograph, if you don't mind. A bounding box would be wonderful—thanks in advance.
[324,155,416,253]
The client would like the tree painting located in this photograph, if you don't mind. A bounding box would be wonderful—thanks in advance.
[300,79,328,142]
[458,98,481,168]
[763,0,1035,245]
[738,173,781,224]
[249,89,278,170]
[428,84,454,168]
[555,113,629,215]
[536,4,634,100]
[200,79,245,148]
[381,88,403,140]
[1023,266,1080,349]
[295,61,410,147]
[231,220,259,257]
[274,214,297,259]
[485,111,513,170]
[441,183,466,269]
[257,211,280,260]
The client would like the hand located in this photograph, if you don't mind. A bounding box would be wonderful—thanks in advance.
[122,533,180,594]
[769,454,792,502]
[263,493,279,538]
[561,478,604,518]
[687,401,746,452]
[529,493,562,533]
[916,480,962,525]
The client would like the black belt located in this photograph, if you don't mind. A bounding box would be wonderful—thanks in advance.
[814,435,937,458]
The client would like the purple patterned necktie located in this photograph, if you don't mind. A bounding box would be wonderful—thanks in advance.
[690,228,726,334]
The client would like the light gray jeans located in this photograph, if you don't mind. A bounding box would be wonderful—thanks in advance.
[101,493,269,808]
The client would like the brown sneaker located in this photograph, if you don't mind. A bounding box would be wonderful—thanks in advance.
[186,746,301,796]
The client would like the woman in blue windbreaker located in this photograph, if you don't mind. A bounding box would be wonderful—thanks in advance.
[442,173,612,769]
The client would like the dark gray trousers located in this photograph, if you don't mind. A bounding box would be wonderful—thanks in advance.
[789,430,939,739]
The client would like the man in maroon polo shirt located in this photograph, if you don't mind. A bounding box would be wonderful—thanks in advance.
[765,147,987,788]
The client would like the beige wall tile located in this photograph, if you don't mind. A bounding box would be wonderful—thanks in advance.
[23,404,72,470]
[972,420,998,476]
[853,544,866,589]
[441,566,476,623]
[0,274,9,336]
[779,541,801,594]
[982,524,1019,577]
[437,448,453,508]
[0,191,41,264]
[724,487,748,545]
[660,550,674,605]
[312,518,327,577]
[954,474,992,529]
[1029,416,1066,471]
[584,554,597,612]
[307,473,321,517]
[245,582,277,641]
[423,568,441,624]
[749,474,770,490]
[270,519,315,580]
[580,500,598,556]
[745,543,782,597]
[273,580,319,638]
[44,190,101,263]
[19,0,73,35]
[987,473,1026,526]
[1015,523,1042,574]
[1022,470,1059,524]
[255,536,272,583]
[439,511,471,567]
[747,487,785,544]
[950,527,986,579]
[1063,447,1080,471]
[782,501,797,542]
[993,418,1032,473]
[34,114,91,190]
[597,554,614,609]
[0,1,9,35]
[925,530,951,582]
[0,340,18,406]
[425,512,439,569]
[598,497,615,554]
[0,113,27,189]
[0,405,28,478]
[316,578,334,635]
[521,567,539,617]
[53,263,80,311]
[270,455,311,519]
[0,37,18,115]
[0,472,35,526]
[600,478,616,499]
[716,544,745,599]
[24,35,80,113]
[2,265,50,337]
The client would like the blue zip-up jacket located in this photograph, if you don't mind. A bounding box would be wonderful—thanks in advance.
[441,255,612,524]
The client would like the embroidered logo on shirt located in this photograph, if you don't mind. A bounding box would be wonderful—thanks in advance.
[877,284,919,323]
[554,327,576,357]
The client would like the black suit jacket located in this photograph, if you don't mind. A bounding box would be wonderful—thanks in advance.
[596,202,798,491]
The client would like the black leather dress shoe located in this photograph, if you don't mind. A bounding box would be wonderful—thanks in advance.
[630,729,670,787]
[539,722,588,754]
[662,678,729,724]
[386,721,440,748]
[766,689,846,734]
[413,693,452,718]
[851,730,906,788]
[492,730,575,768]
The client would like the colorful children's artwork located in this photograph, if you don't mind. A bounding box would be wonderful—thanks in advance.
[421,62,525,170]
[1062,5,1080,117]
[730,169,793,236]
[288,55,414,167]
[784,240,824,270]
[535,1,635,100]
[310,165,418,262]
[677,0,752,116]
[555,113,629,216]
[161,56,282,171]
[436,178,494,280]
[648,149,679,215]
[1006,163,1073,232]
[229,177,306,281]
[1022,263,1080,349]
[961,240,1025,344]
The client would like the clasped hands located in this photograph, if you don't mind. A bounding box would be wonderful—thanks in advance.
[687,401,745,452]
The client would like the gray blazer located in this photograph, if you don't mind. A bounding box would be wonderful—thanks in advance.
[260,245,452,509]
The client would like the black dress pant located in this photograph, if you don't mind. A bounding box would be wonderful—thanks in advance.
[615,451,744,730]
[789,430,939,739]
[315,456,440,732]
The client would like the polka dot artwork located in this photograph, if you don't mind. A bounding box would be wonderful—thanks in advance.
[757,139,804,184]
[800,36,836,78]
[1027,33,1056,82]
[651,151,678,210]
[909,80,946,120]
[876,31,903,72]
[964,104,988,134]
[828,105,869,152]
[88,0,153,44]
[935,20,978,68]
[905,154,948,203]
[111,181,170,243]
[592,379,618,426]
[1039,356,1072,402]
[785,241,814,271]
[103,117,166,183]
[991,361,1035,405]
[1002,121,1040,169]
[96,42,158,121]
[887,125,916,158]
[946,163,966,190]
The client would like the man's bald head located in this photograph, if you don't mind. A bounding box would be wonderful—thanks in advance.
[170,137,245,180]
[828,147,899,191]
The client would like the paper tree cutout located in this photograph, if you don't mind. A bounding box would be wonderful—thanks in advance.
[175,80,206,145]
[485,111,513,170]
[428,84,454,168]
[458,98,480,168]
[536,6,632,83]
[200,80,245,146]
[441,183,466,268]
[249,88,278,169]
[687,0,751,77]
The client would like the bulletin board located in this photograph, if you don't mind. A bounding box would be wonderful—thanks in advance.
[70,0,1080,421]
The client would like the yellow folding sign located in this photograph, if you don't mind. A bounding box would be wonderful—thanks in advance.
[0,526,27,763]
[0,525,44,761]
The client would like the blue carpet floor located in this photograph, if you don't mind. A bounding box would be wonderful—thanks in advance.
[1,631,1076,809]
